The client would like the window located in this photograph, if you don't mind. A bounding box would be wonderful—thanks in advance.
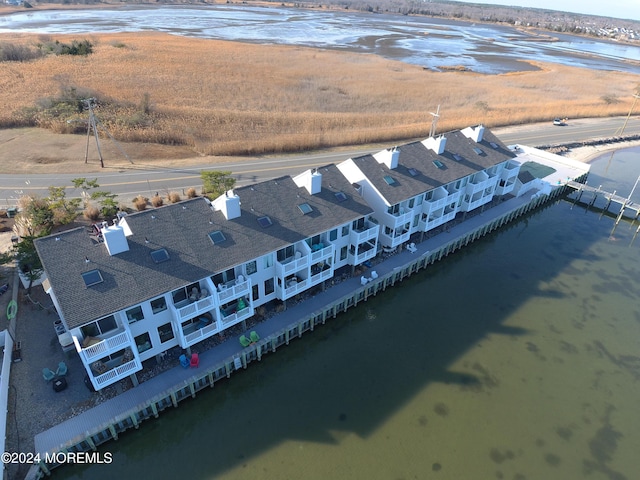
[413,214,419,227]
[208,230,226,245]
[151,296,167,314]
[212,268,235,286]
[277,245,295,262]
[341,225,349,237]
[408,198,415,209]
[329,229,338,241]
[252,284,259,301]
[425,191,433,201]
[334,192,348,202]
[263,253,273,269]
[452,153,463,162]
[172,287,188,304]
[126,306,144,324]
[80,315,117,339]
[257,216,273,228]
[297,203,313,215]
[82,269,103,287]
[352,217,365,231]
[473,147,484,155]
[340,246,347,261]
[135,332,152,353]
[432,160,445,169]
[150,248,170,263]
[490,142,499,149]
[387,204,400,215]
[158,323,174,343]
[417,194,424,206]
[383,175,397,185]
[408,168,419,177]
[264,278,275,295]
[246,260,257,276]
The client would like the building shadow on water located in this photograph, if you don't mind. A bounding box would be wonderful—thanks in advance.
[53,197,629,479]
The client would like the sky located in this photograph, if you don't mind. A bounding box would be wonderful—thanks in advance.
[450,1,640,22]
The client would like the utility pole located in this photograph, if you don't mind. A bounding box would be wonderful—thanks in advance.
[83,98,104,168]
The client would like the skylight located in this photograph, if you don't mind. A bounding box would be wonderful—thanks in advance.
[334,191,348,202]
[490,142,499,149]
[208,231,226,244]
[150,248,170,263]
[257,216,273,228]
[298,203,313,215]
[473,147,484,155]
[82,269,103,287]
[383,175,397,185]
[432,160,445,169]
[407,168,419,177]
[452,153,463,162]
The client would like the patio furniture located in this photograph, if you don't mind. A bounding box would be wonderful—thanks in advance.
[55,361,68,377]
[53,376,67,392]
[239,335,251,347]
[43,368,56,382]
[250,331,260,343]
[179,354,190,368]
[190,353,199,368]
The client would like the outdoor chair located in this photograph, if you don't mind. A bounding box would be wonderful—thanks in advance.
[42,368,56,382]
[250,331,260,343]
[179,354,190,368]
[55,361,68,377]
[190,353,199,368]
[239,335,251,347]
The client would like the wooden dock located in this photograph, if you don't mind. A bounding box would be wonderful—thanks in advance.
[565,180,640,219]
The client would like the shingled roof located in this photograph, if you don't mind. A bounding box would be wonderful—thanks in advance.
[350,129,516,205]
[35,164,372,330]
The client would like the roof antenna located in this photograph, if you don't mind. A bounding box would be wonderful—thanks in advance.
[429,105,441,138]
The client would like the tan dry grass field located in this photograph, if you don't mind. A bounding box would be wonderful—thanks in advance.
[0,31,639,163]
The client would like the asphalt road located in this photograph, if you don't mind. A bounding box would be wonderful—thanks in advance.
[1,116,639,206]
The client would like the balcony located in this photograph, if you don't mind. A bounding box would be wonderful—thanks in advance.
[216,278,251,304]
[310,243,333,264]
[281,276,310,299]
[183,320,221,346]
[385,207,413,229]
[172,293,215,323]
[220,299,253,326]
[93,357,142,389]
[348,241,377,265]
[349,222,379,245]
[74,329,134,364]
[276,254,309,277]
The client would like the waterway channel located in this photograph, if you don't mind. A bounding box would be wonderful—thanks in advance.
[51,149,640,480]
[2,5,640,74]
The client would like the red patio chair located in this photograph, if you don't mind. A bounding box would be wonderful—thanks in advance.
[190,352,199,368]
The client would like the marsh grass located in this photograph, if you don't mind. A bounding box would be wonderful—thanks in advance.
[0,32,637,156]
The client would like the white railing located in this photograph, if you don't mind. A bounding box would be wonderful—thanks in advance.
[386,209,413,228]
[310,244,333,263]
[217,280,250,303]
[175,294,215,322]
[309,268,333,286]
[349,246,376,265]
[276,256,309,277]
[283,278,310,298]
[220,306,253,326]
[350,225,379,245]
[93,358,141,388]
[184,321,220,345]
[76,330,132,363]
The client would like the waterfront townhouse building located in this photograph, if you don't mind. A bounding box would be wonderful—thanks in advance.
[337,125,520,249]
[35,164,378,391]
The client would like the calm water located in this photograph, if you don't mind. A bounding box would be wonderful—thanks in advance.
[2,5,640,74]
[53,148,640,479]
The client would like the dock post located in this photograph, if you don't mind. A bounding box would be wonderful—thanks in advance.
[189,382,196,398]
[170,391,178,407]
[130,413,139,428]
[208,371,215,387]
[37,461,51,476]
[151,402,159,417]
[85,435,97,451]
[109,424,118,440]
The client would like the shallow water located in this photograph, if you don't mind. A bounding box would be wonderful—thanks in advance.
[2,5,640,74]
[52,149,640,479]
